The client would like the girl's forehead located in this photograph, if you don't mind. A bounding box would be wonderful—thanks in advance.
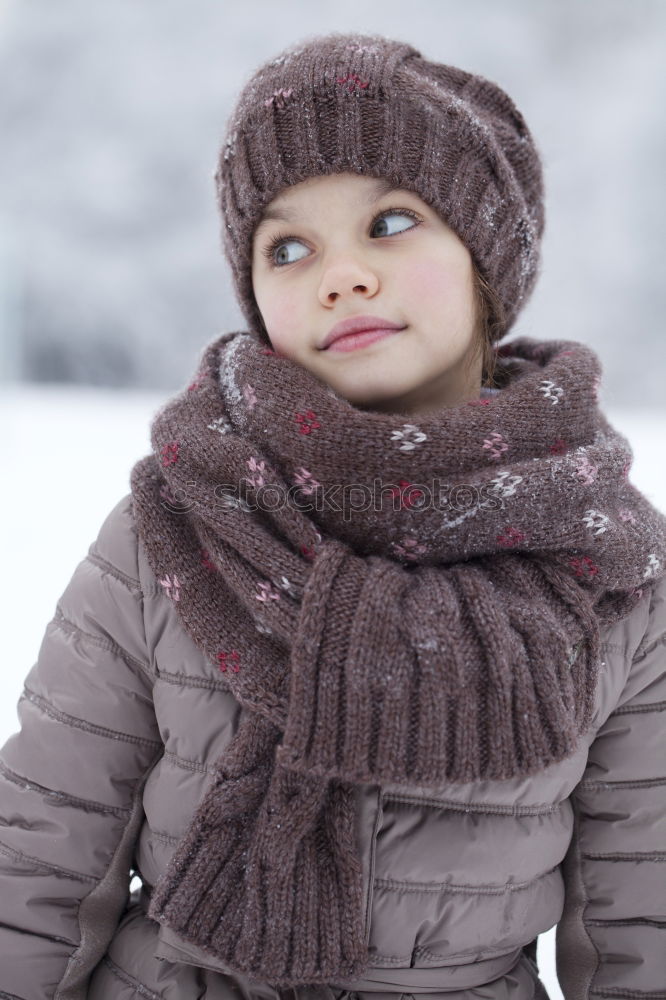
[260,174,427,221]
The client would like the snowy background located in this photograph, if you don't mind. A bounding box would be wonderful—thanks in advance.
[1,1,665,995]
[1,0,665,397]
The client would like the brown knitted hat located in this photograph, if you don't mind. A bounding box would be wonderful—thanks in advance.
[215,31,545,343]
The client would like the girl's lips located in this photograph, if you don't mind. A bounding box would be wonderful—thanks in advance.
[325,328,404,353]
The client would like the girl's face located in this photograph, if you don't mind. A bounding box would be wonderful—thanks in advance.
[250,172,483,415]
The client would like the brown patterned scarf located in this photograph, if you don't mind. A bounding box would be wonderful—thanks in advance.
[129,330,665,986]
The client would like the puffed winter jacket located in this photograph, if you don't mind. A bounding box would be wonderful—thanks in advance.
[0,492,665,1000]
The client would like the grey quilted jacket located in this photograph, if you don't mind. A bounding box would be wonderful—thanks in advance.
[1,493,664,999]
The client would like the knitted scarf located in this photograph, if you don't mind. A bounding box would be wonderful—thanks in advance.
[129,330,666,987]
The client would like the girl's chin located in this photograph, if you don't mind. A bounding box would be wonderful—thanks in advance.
[331,379,419,411]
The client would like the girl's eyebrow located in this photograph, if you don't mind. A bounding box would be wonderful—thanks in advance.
[255,178,399,229]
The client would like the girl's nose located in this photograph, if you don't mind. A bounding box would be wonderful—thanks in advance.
[318,257,380,305]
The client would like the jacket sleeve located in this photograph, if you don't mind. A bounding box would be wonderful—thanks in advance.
[556,572,666,998]
[0,494,163,1000]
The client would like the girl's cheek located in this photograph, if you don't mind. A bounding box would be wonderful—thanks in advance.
[260,295,303,357]
[403,259,461,303]
[268,296,296,331]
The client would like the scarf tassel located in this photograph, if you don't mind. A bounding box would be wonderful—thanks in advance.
[148,719,370,984]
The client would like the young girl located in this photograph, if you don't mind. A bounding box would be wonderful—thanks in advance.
[1,31,665,1000]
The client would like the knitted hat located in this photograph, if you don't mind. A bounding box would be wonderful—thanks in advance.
[215,31,545,343]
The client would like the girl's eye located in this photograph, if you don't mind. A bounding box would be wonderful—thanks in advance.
[369,208,420,239]
[260,207,421,268]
